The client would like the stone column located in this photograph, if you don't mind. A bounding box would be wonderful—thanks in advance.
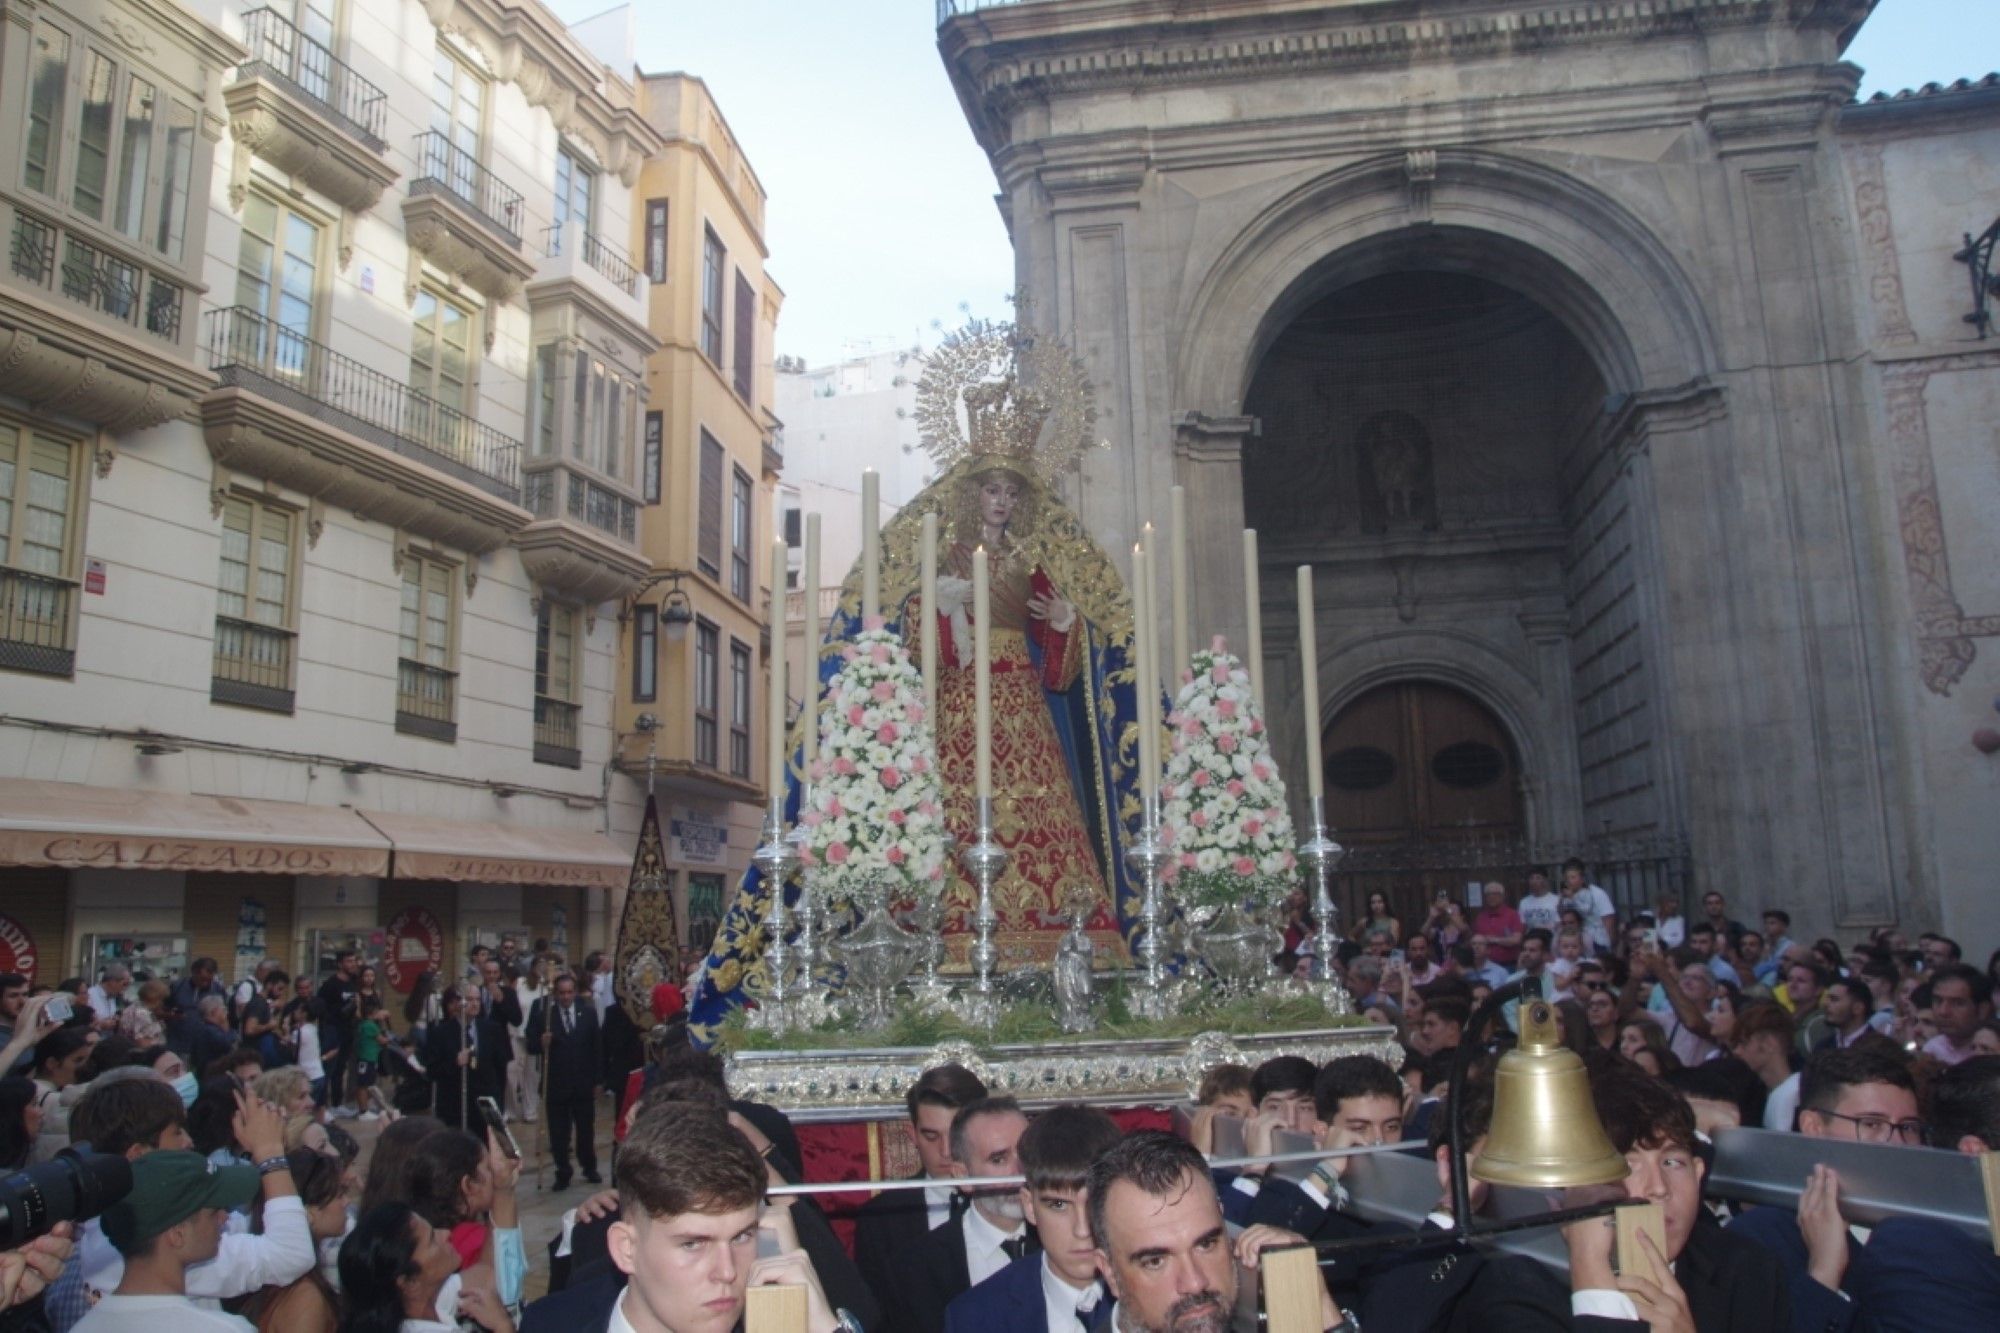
[1172,412,1258,665]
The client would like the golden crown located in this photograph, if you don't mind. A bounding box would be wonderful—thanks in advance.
[913,319,1100,488]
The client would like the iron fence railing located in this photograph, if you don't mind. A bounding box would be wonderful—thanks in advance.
[410,131,524,244]
[541,223,639,297]
[533,695,580,766]
[238,8,387,146]
[936,0,1055,22]
[1327,833,1693,940]
[523,464,638,544]
[396,657,457,740]
[205,305,520,499]
[211,615,295,711]
[9,206,183,342]
[0,567,76,676]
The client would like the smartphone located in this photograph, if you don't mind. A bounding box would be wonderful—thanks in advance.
[476,1096,521,1160]
[44,995,74,1023]
[1641,928,1658,950]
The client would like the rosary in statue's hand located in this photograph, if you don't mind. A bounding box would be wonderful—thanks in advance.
[1025,591,1076,633]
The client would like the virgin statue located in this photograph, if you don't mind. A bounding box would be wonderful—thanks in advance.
[689,322,1150,1034]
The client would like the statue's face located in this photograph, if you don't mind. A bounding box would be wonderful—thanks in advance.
[978,476,1021,530]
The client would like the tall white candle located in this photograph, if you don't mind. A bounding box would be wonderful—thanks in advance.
[861,469,880,621]
[767,537,787,796]
[802,514,821,769]
[1243,529,1265,707]
[973,545,991,801]
[1298,564,1323,805]
[920,512,939,725]
[1137,531,1158,807]
[1170,484,1191,680]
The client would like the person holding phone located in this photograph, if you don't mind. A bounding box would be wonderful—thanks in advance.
[525,973,602,1190]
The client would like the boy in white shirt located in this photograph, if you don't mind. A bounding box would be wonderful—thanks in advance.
[72,1150,263,1332]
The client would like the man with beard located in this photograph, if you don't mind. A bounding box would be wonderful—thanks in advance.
[1091,1131,1348,1332]
[891,1096,1033,1333]
[855,1064,989,1316]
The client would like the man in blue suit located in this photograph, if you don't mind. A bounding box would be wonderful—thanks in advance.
[945,1104,1124,1333]
[1848,1055,2000,1331]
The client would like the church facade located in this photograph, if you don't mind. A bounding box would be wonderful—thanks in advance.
[938,0,2000,941]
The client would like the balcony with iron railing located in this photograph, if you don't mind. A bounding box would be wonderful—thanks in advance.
[527,220,651,348]
[514,463,650,605]
[211,615,296,712]
[533,695,581,767]
[403,132,535,302]
[542,223,639,297]
[8,203,186,346]
[397,658,458,741]
[238,8,386,146]
[205,305,519,500]
[0,567,78,677]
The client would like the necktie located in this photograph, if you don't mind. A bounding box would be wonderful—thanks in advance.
[1000,1235,1025,1262]
[948,1192,970,1220]
[562,1005,573,1035]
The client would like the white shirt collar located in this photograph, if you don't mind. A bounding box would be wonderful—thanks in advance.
[607,1285,641,1333]
[1041,1253,1104,1331]
[924,1178,955,1230]
[961,1199,1025,1286]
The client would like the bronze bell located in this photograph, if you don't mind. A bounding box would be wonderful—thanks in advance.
[1471,997,1629,1188]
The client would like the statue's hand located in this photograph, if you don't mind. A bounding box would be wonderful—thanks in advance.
[1026,592,1076,632]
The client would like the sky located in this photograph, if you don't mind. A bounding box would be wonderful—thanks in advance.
[590,0,1996,371]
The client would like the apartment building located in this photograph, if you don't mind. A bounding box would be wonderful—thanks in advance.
[618,72,782,956]
[0,0,666,986]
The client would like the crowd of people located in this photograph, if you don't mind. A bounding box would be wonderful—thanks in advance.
[2,882,1997,1333]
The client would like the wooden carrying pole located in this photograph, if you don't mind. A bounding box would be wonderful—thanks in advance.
[745,1284,809,1333]
[1261,1244,1325,1333]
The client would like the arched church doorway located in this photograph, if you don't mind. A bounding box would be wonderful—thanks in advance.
[1324,681,1523,846]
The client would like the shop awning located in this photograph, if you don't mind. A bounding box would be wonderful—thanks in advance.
[356,810,629,890]
[0,779,392,878]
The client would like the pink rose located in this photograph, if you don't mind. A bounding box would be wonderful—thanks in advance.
[1160,863,1180,884]
[843,646,858,662]
[1211,665,1229,684]
[798,847,817,867]
[1232,856,1255,876]
[910,754,928,773]
[1181,852,1197,868]
[864,615,886,632]
[909,703,925,723]
[1191,810,1209,828]
[1217,700,1237,719]
[1245,818,1262,836]
[887,808,906,825]
[1217,734,1239,753]
[827,796,844,818]
[1191,770,1210,788]
[872,681,894,701]
[827,842,849,864]
[848,705,865,726]
[886,845,905,866]
[872,644,890,665]
[809,759,827,782]
[1253,762,1270,780]
[1250,718,1264,735]
[880,766,903,789]
[877,723,898,744]
[1226,779,1245,796]
[801,809,823,828]
[929,865,944,882]
[834,757,856,776]
[1158,825,1176,846]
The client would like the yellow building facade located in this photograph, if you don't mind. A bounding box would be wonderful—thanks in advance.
[621,74,783,954]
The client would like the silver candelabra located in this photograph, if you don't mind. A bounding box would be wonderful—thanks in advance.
[1298,796,1352,1015]
[749,796,801,1033]
[954,797,1006,1028]
[1124,788,1174,1020]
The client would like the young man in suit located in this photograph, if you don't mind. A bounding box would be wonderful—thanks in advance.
[519,1100,853,1333]
[1727,1045,1918,1332]
[1849,1055,2000,1330]
[889,1096,1032,1333]
[944,1104,1123,1333]
[525,971,604,1190]
[854,1063,988,1317]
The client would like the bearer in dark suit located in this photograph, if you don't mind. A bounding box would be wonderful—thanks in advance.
[526,971,603,1190]
[854,1063,988,1317]
[888,1096,1033,1333]
[945,1104,1123,1333]
[424,981,502,1130]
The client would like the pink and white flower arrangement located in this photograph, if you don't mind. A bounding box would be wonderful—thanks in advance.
[1158,636,1297,912]
[798,624,948,906]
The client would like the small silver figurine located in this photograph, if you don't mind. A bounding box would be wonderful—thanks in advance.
[1053,888,1098,1034]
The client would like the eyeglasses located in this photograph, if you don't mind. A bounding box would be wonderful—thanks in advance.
[1814,1110,1928,1145]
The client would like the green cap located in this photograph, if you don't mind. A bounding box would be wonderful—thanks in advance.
[101,1150,260,1253]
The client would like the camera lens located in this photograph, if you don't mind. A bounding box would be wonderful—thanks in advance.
[0,1145,133,1248]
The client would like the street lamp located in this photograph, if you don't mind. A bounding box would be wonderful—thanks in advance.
[627,569,696,640]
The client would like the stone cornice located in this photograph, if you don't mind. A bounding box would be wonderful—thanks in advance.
[0,290,213,434]
[942,0,1874,153]
[200,387,529,555]
[514,518,650,605]
[1173,411,1259,464]
[423,0,662,188]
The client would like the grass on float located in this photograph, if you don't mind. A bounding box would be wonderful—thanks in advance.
[716,987,1360,1054]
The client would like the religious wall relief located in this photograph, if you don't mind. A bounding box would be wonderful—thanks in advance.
[1355,410,1438,532]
